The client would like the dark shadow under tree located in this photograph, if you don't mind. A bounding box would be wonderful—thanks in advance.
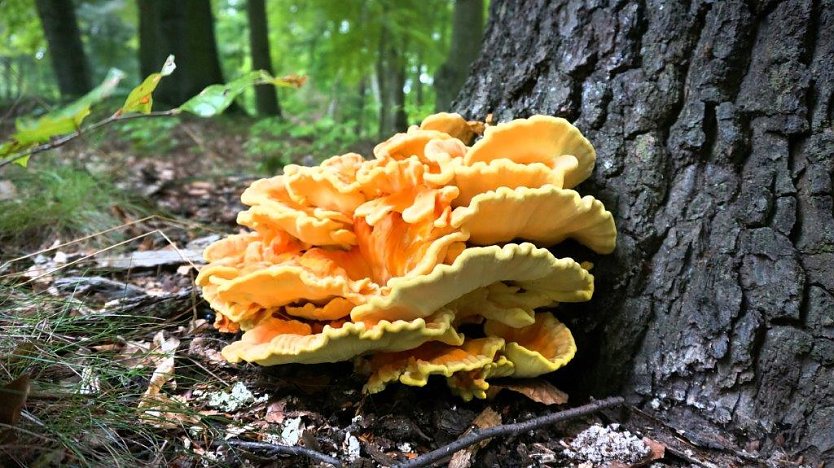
[454,0,834,462]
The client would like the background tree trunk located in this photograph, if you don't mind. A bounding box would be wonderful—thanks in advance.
[434,0,483,111]
[246,0,281,116]
[34,0,92,97]
[138,0,227,107]
[376,21,407,138]
[454,0,834,461]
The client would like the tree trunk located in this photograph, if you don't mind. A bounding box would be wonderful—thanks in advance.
[138,0,227,107]
[434,0,483,111]
[246,0,281,116]
[34,0,92,97]
[376,10,408,139]
[356,77,367,137]
[454,0,834,462]
[391,43,407,131]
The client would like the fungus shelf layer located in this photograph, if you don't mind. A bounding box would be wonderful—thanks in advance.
[196,113,616,398]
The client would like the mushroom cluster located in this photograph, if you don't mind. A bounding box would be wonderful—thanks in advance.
[196,113,616,399]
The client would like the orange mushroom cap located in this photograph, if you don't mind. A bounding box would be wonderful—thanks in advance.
[464,115,595,189]
[196,113,616,398]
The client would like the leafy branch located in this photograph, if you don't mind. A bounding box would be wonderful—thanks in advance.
[0,55,304,170]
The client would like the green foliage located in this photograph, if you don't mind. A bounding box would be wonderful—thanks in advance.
[114,117,180,155]
[3,68,126,166]
[1,56,302,167]
[76,0,139,82]
[245,115,364,174]
[179,69,300,117]
[0,164,139,244]
[120,55,175,114]
[0,0,45,55]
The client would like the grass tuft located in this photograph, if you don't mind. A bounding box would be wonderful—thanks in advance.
[0,282,224,466]
[0,164,144,248]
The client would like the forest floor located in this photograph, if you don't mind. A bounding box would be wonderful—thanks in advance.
[0,115,768,467]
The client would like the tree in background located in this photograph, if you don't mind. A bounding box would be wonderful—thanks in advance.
[454,0,834,461]
[264,0,451,138]
[76,0,139,83]
[246,0,281,116]
[34,0,92,97]
[434,0,483,111]
[0,0,55,101]
[138,0,226,107]
[375,3,408,138]
[3,0,461,140]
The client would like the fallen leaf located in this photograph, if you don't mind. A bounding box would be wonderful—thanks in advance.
[488,379,569,405]
[265,399,288,424]
[137,332,182,427]
[640,437,666,464]
[187,336,226,364]
[0,374,30,425]
[0,375,31,445]
[449,407,502,468]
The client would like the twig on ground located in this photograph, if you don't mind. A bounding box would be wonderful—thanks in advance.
[221,439,342,467]
[396,396,624,468]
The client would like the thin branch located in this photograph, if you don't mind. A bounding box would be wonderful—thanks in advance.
[0,110,179,170]
[222,439,342,467]
[396,396,625,468]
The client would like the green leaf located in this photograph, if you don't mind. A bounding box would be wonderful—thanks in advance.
[13,106,91,145]
[13,154,30,168]
[0,69,125,166]
[179,70,303,117]
[10,68,125,146]
[120,55,176,114]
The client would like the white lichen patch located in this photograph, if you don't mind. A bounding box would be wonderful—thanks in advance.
[205,382,268,412]
[563,423,650,465]
[280,417,304,446]
[343,431,361,461]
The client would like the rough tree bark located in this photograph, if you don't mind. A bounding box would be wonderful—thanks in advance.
[454,0,834,461]
[34,0,92,97]
[246,0,281,116]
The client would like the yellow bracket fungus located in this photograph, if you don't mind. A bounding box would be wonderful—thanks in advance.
[197,113,617,399]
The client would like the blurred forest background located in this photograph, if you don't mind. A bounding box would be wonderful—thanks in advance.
[0,0,486,246]
[1,0,485,134]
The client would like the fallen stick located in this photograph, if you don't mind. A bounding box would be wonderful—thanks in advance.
[396,396,624,468]
[223,439,342,467]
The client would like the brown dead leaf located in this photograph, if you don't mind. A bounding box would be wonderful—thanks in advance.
[488,379,569,405]
[144,331,180,395]
[280,74,307,88]
[472,407,501,428]
[449,407,502,468]
[187,336,226,364]
[265,399,288,424]
[137,332,183,427]
[641,437,666,463]
[0,374,30,425]
[0,374,31,444]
